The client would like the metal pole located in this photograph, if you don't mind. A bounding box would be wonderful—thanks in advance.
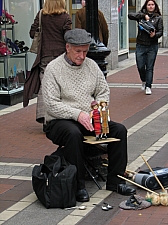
[85,0,111,78]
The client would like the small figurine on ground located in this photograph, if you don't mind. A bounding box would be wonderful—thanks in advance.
[99,100,110,139]
[90,100,102,141]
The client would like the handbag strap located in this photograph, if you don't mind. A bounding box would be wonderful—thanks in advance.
[39,9,42,32]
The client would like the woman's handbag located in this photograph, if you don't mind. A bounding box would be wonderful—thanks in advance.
[30,10,42,54]
[32,155,77,209]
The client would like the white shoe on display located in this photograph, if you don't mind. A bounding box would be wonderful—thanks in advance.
[146,87,152,95]
[141,82,146,90]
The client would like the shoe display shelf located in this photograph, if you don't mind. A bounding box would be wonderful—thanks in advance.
[0,13,28,105]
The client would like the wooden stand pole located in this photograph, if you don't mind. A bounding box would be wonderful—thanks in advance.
[141,154,165,192]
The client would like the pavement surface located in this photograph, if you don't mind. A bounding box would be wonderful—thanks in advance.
[0,48,168,225]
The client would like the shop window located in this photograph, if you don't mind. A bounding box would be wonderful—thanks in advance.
[118,0,128,50]
[72,0,81,9]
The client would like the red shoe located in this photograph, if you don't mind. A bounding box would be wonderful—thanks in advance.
[2,10,17,24]
[0,42,12,56]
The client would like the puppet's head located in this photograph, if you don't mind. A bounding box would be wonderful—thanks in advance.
[91,100,99,109]
[100,100,108,108]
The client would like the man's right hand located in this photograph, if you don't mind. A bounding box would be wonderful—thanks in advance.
[78,112,94,131]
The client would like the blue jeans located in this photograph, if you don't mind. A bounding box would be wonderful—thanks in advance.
[135,43,158,88]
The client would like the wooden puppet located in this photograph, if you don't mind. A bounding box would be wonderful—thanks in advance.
[90,100,102,141]
[99,100,110,139]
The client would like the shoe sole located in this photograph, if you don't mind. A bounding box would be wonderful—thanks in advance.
[106,188,136,196]
[76,198,90,202]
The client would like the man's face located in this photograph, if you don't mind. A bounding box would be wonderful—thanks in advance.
[81,0,86,7]
[66,44,90,66]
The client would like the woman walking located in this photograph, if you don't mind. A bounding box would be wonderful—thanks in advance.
[24,0,72,131]
[128,0,163,95]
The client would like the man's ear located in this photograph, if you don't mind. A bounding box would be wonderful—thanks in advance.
[66,43,69,52]
[66,43,71,53]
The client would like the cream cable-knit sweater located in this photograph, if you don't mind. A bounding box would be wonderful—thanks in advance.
[42,53,110,122]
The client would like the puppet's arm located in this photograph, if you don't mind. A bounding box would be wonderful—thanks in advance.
[90,111,93,123]
[107,109,110,121]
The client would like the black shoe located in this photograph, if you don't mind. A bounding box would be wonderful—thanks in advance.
[106,184,136,196]
[76,189,90,202]
[96,136,99,141]
[102,135,107,139]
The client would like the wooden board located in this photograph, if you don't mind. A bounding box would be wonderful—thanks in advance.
[83,136,120,144]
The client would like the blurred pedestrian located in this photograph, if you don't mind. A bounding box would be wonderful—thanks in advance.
[75,0,109,47]
[23,0,72,131]
[128,0,163,95]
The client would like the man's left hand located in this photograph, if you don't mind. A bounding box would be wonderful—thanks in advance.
[78,112,94,131]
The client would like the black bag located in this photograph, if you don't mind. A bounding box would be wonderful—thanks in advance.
[32,155,77,209]
[138,19,155,34]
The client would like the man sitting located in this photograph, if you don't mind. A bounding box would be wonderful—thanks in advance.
[42,28,136,202]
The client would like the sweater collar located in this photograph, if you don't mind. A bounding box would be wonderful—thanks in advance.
[64,53,79,66]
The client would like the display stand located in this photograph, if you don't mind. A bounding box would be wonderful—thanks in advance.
[83,136,120,144]
[83,136,120,189]
[0,6,29,105]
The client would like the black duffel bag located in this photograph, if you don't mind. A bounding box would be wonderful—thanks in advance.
[32,155,77,209]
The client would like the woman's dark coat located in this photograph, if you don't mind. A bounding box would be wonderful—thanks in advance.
[23,11,72,107]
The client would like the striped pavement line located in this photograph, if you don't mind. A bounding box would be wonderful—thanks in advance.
[108,83,168,88]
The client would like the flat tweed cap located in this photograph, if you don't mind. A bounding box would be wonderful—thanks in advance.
[64,28,91,46]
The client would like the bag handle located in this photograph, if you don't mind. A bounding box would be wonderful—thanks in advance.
[52,157,62,176]
[44,155,60,167]
[38,9,42,32]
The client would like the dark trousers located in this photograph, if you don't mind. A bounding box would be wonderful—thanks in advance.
[135,43,158,88]
[46,119,127,189]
